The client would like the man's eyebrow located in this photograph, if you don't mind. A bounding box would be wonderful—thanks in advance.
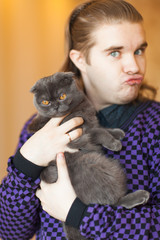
[103,41,148,52]
[104,46,124,52]
[139,41,148,48]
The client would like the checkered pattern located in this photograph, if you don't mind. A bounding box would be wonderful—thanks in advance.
[0,101,160,239]
[79,101,160,239]
[36,211,66,239]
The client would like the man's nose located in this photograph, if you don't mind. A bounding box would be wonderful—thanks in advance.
[123,54,140,74]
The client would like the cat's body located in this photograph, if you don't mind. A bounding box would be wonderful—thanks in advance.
[28,72,149,240]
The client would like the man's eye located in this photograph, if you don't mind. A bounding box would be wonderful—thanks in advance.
[110,51,120,57]
[135,49,143,55]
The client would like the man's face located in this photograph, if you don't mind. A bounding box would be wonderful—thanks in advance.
[81,22,147,110]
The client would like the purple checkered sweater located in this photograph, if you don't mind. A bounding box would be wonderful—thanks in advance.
[0,100,160,239]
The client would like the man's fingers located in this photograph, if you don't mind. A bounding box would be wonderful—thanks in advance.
[59,117,84,133]
[36,188,46,211]
[36,188,42,199]
[44,116,66,128]
[39,180,48,189]
[65,128,82,143]
[56,153,70,180]
[44,116,84,132]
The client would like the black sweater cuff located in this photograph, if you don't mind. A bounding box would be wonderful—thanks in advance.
[65,197,88,229]
[13,149,45,180]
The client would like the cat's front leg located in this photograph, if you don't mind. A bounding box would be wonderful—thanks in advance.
[40,160,58,183]
[67,134,102,152]
[106,128,125,140]
[116,190,150,209]
[90,128,123,151]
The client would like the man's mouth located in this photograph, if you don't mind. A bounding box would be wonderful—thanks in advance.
[125,77,143,86]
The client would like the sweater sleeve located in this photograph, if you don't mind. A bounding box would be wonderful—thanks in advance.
[0,115,41,240]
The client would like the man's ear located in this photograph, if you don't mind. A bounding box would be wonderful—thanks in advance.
[69,49,86,73]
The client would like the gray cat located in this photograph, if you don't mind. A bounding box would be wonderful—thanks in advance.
[28,72,150,240]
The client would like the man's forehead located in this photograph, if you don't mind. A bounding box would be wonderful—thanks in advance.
[92,22,146,49]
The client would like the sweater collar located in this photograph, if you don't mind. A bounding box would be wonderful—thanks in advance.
[97,100,150,130]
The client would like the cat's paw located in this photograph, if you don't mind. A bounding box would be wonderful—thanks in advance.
[117,190,150,209]
[103,139,122,151]
[108,129,125,140]
[114,129,125,140]
[136,190,150,205]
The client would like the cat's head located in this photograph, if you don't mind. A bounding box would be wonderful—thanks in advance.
[30,72,85,117]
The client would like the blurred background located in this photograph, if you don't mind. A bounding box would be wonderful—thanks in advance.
[0,0,160,181]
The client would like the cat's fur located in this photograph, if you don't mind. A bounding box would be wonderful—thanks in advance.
[28,72,150,240]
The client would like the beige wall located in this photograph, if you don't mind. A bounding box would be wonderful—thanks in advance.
[0,0,160,184]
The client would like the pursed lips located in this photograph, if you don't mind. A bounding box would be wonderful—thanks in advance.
[124,76,143,86]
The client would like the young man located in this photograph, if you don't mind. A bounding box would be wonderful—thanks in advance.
[1,0,160,239]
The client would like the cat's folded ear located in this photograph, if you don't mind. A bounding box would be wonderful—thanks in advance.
[30,81,38,93]
[30,77,44,93]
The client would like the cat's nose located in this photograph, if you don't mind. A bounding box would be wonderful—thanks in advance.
[52,104,58,110]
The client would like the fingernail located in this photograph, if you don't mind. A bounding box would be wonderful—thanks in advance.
[57,152,64,159]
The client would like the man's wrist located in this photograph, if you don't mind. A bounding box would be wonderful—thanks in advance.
[13,149,45,180]
[65,197,88,228]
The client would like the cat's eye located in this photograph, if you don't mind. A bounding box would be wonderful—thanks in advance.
[41,100,50,105]
[59,93,67,100]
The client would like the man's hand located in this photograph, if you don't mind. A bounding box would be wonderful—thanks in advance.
[20,116,83,166]
[36,152,77,222]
